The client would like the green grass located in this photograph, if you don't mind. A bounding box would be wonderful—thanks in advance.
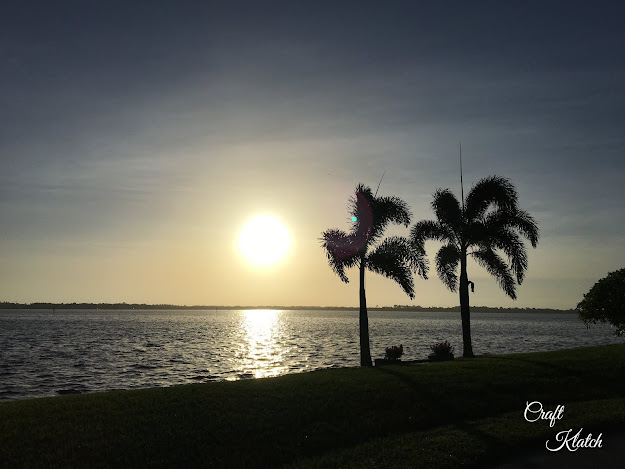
[288,398,625,468]
[1,344,624,468]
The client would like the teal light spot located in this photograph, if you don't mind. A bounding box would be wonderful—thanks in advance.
[351,216,358,222]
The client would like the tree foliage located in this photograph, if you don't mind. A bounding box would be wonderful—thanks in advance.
[410,175,539,357]
[320,183,428,296]
[320,183,427,366]
[411,176,538,299]
[577,268,625,336]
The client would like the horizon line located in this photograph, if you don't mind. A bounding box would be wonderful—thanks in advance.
[0,301,575,312]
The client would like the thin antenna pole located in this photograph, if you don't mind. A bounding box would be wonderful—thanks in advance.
[460,143,465,213]
[375,170,386,197]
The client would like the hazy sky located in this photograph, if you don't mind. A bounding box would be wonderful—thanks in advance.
[1,1,624,308]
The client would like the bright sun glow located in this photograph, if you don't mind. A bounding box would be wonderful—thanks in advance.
[238,215,291,266]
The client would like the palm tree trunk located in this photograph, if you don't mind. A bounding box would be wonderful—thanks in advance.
[359,257,373,367]
[459,250,475,358]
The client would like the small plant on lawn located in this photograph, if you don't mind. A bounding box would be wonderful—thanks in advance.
[429,341,454,361]
[384,344,404,361]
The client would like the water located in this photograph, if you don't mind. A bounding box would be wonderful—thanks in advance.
[0,309,621,401]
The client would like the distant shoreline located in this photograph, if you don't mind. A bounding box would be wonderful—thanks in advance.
[0,302,575,314]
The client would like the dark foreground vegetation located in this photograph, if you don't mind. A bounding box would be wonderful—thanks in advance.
[577,267,625,336]
[1,345,623,468]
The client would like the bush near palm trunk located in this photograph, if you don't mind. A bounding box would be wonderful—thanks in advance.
[384,344,404,361]
[429,340,455,361]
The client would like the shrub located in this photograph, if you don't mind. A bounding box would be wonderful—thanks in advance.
[384,344,404,361]
[429,341,455,361]
[577,268,625,336]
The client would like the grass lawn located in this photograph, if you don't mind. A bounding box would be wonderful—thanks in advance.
[1,344,623,467]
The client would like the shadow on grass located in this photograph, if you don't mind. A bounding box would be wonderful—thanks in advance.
[371,350,625,456]
[486,354,625,399]
[372,364,515,454]
[372,365,439,427]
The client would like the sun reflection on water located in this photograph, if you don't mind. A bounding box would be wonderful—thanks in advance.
[238,309,287,378]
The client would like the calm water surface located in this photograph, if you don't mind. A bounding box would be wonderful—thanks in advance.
[0,309,621,401]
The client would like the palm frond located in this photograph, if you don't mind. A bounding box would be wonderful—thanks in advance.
[486,208,539,248]
[432,189,461,231]
[464,175,518,221]
[470,248,517,299]
[369,196,412,243]
[464,219,490,247]
[435,244,460,291]
[408,241,429,280]
[354,183,373,199]
[348,188,374,247]
[409,220,455,248]
[366,236,415,299]
[319,229,360,283]
[489,228,528,284]
[349,183,412,244]
[372,195,412,230]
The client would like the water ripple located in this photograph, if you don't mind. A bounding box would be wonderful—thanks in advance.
[0,309,622,401]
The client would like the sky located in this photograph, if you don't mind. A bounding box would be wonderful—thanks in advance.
[1,1,624,309]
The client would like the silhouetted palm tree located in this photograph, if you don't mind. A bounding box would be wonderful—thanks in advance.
[321,183,427,366]
[410,176,539,358]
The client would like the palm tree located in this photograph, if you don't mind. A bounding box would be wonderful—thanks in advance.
[321,183,427,366]
[410,175,539,358]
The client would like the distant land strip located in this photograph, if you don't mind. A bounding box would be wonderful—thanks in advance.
[0,302,575,314]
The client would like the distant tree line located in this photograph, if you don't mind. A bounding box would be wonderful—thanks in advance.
[389,305,574,314]
[0,302,573,313]
[0,302,203,310]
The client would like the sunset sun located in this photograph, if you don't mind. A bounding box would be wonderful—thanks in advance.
[238,215,291,266]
